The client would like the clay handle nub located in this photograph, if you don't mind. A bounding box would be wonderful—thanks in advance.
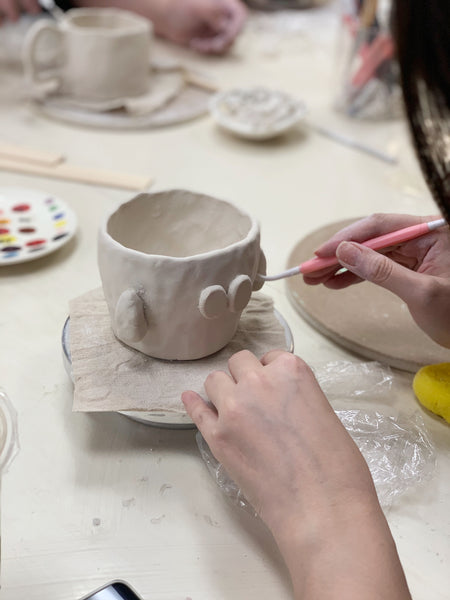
[114,288,148,343]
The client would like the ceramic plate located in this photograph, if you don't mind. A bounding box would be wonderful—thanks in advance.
[0,187,77,265]
[209,87,307,141]
[36,84,211,130]
[61,310,294,429]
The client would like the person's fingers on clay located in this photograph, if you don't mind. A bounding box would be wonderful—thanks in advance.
[204,369,235,412]
[228,349,263,382]
[181,390,217,431]
[313,214,431,258]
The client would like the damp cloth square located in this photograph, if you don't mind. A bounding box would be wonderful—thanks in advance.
[69,288,289,413]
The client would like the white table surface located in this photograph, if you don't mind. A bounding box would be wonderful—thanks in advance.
[1,4,449,599]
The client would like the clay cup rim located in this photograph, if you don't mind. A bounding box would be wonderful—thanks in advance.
[64,8,153,36]
[99,190,260,263]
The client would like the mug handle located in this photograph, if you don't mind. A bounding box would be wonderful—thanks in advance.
[23,20,63,98]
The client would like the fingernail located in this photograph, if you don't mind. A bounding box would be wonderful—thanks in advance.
[337,241,362,267]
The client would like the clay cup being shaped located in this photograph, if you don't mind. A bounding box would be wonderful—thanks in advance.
[23,8,152,101]
[98,190,267,360]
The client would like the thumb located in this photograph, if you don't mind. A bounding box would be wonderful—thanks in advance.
[336,241,423,301]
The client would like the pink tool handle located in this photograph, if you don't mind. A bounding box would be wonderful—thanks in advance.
[351,34,394,89]
[299,222,432,275]
[363,222,431,250]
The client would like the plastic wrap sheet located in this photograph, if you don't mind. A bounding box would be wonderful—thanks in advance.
[196,361,435,514]
[314,360,393,400]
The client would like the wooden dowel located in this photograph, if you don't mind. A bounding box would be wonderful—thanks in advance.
[183,70,220,93]
[360,0,378,28]
[0,157,153,191]
[0,142,64,167]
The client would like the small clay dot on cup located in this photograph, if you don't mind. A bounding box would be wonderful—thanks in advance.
[228,275,252,313]
[199,285,228,319]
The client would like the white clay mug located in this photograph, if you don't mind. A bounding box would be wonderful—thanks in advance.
[98,190,267,360]
[23,8,152,101]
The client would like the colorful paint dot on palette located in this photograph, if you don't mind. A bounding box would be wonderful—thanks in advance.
[1,245,21,252]
[0,187,77,265]
[12,203,31,212]
[0,235,17,244]
[53,233,69,241]
[26,239,46,247]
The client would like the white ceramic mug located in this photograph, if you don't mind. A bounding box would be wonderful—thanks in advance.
[98,190,267,360]
[23,8,152,101]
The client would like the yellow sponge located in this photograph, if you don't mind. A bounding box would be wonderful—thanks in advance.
[413,363,450,424]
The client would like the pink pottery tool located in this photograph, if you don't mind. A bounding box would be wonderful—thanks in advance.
[350,33,395,90]
[259,218,447,281]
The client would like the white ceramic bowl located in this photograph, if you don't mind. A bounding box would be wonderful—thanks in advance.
[209,86,307,141]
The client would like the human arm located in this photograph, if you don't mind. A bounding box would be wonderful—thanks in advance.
[0,0,41,24]
[182,349,412,600]
[304,213,450,348]
[73,0,247,54]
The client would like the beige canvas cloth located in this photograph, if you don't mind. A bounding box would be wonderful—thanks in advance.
[69,288,289,413]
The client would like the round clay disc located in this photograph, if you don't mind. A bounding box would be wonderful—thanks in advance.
[286,219,450,372]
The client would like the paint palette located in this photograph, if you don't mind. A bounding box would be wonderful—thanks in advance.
[0,187,77,265]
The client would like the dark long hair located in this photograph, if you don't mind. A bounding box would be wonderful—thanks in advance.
[392,1,450,223]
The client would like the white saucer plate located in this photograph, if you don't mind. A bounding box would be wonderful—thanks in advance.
[36,85,212,130]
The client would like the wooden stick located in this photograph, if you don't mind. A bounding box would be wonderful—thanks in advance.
[0,157,153,191]
[359,0,378,28]
[0,142,64,167]
[183,70,220,93]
